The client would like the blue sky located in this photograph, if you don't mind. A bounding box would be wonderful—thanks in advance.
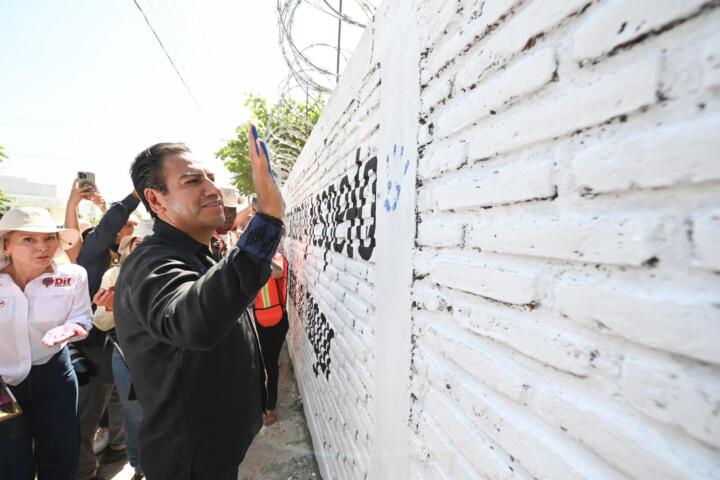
[0,0,300,204]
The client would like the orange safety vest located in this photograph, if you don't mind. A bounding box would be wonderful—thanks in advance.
[254,256,287,327]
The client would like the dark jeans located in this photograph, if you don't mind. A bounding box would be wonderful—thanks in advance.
[0,347,80,480]
[77,376,126,480]
[111,348,143,472]
[256,312,289,410]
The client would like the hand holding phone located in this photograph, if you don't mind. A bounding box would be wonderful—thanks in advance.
[77,171,96,190]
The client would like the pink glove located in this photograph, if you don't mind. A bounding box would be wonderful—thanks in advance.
[41,323,88,347]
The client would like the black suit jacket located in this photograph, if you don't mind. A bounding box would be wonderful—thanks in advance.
[114,215,281,479]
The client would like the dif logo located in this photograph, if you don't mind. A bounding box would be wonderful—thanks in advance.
[42,277,73,288]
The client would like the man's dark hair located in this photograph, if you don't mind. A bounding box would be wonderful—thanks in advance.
[130,143,190,218]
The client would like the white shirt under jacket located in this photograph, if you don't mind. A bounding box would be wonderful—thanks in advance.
[0,260,93,386]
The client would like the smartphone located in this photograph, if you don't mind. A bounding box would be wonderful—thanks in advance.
[77,171,96,190]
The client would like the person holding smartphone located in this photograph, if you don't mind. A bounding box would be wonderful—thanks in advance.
[0,207,93,479]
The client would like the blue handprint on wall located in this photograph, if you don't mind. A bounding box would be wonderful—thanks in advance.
[383,144,409,212]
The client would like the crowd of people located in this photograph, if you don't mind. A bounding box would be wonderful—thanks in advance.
[0,122,290,480]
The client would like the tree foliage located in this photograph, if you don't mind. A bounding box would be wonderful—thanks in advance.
[216,93,324,196]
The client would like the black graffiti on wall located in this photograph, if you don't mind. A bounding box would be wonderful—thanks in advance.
[288,269,335,379]
[287,148,377,261]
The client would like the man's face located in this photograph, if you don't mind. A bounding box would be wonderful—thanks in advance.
[115,221,136,245]
[217,207,237,234]
[152,153,224,233]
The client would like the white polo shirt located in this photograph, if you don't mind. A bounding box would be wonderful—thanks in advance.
[0,260,93,386]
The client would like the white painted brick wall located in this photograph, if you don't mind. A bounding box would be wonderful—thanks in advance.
[571,0,709,61]
[572,114,720,195]
[283,1,720,478]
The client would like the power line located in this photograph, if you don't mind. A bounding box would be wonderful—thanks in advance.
[130,0,214,130]
[5,151,106,165]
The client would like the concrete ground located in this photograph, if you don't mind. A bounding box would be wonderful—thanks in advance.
[238,345,321,479]
[104,345,320,480]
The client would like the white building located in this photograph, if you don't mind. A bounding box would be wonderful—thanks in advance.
[0,175,106,224]
[0,175,65,221]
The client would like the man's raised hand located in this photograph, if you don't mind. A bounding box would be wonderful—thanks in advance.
[246,122,285,220]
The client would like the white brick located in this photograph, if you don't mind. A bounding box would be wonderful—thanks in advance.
[468,60,658,160]
[430,254,538,305]
[421,0,461,48]
[703,34,720,90]
[416,412,480,480]
[416,304,592,392]
[534,380,720,479]
[413,249,434,277]
[573,114,720,194]
[455,0,589,87]
[467,214,659,266]
[337,271,360,293]
[416,217,464,247]
[555,280,720,364]
[436,48,556,138]
[451,299,597,376]
[343,292,372,319]
[423,0,520,83]
[314,283,339,313]
[419,139,468,180]
[356,279,375,305]
[416,187,435,212]
[418,121,433,146]
[427,352,676,480]
[413,284,450,312]
[692,209,720,271]
[433,159,555,210]
[619,353,720,447]
[420,74,453,111]
[423,388,519,479]
[422,358,625,480]
[572,0,708,61]
[345,257,370,280]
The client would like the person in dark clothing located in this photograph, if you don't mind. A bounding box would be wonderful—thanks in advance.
[74,191,140,480]
[253,252,289,426]
[114,123,284,480]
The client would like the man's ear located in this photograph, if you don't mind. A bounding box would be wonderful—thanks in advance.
[144,188,167,216]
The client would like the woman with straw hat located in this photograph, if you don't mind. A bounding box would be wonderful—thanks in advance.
[0,206,93,479]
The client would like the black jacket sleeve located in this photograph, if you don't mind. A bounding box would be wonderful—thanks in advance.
[119,215,282,351]
[78,193,140,264]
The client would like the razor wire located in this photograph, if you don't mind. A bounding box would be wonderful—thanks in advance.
[276,0,375,95]
[267,0,376,183]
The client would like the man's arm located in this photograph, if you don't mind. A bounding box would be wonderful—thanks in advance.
[122,215,282,351]
[77,192,140,264]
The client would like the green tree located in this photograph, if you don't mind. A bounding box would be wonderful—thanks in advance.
[216,93,323,196]
[0,146,12,211]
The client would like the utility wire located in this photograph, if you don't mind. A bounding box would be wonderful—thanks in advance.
[130,0,214,130]
[5,151,107,165]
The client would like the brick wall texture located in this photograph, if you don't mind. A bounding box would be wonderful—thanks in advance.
[282,1,720,479]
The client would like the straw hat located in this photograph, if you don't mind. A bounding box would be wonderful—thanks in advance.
[0,207,80,256]
[118,235,142,258]
[220,187,238,208]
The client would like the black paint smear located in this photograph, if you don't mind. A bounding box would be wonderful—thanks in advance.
[286,147,377,261]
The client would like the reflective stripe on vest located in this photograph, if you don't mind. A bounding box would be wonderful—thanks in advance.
[254,278,283,327]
